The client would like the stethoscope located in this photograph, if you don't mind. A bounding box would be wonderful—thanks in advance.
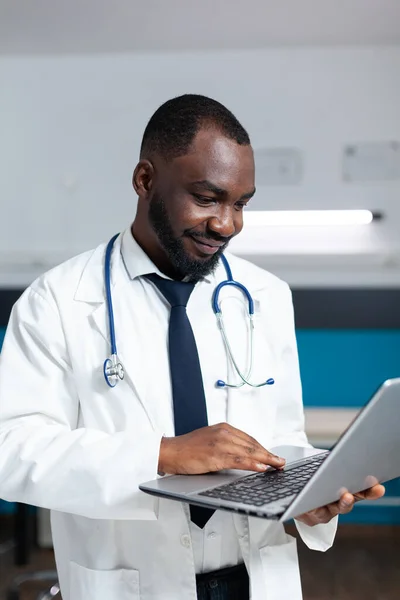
[103,233,275,390]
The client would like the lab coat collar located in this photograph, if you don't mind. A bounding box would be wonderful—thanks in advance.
[120,227,166,281]
[73,227,214,304]
[120,226,213,284]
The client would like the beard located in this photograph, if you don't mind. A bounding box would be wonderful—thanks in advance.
[148,192,230,282]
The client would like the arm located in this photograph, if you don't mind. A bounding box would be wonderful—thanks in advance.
[0,286,162,520]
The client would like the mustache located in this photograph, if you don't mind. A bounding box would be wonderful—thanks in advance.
[184,231,232,245]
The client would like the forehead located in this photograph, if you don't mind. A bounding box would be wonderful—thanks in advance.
[169,127,255,192]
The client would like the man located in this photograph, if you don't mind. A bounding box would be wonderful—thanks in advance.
[0,95,384,600]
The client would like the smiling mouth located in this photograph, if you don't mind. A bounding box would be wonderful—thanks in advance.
[188,235,225,256]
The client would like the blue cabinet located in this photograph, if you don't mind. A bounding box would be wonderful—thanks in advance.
[296,329,400,408]
[297,329,400,523]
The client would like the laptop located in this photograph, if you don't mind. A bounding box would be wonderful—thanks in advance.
[139,378,400,521]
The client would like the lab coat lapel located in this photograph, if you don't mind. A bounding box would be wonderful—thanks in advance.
[77,238,159,432]
[90,282,164,432]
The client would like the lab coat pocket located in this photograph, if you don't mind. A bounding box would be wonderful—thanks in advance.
[259,535,302,600]
[69,561,140,600]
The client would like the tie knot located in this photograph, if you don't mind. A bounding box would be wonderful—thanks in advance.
[146,273,195,308]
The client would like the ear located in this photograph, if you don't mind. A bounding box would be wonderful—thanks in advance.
[132,160,154,199]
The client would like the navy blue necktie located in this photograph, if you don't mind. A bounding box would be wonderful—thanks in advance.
[147,273,215,528]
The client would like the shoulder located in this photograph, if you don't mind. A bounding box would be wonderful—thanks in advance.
[25,241,108,309]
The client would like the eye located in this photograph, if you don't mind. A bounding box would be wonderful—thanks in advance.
[192,194,216,205]
[235,202,248,211]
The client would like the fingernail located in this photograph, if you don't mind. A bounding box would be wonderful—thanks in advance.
[341,498,351,507]
[256,463,268,470]
[276,457,285,464]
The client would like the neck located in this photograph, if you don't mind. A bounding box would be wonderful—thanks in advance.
[131,219,184,280]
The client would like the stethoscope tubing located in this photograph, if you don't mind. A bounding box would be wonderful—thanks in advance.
[104,233,119,356]
[103,234,274,389]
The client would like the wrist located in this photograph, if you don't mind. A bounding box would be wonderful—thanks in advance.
[158,436,173,476]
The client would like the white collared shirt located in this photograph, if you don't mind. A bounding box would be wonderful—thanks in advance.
[120,228,243,574]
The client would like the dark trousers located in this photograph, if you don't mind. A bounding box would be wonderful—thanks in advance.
[196,563,249,600]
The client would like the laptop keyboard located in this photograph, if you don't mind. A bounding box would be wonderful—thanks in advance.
[198,454,327,507]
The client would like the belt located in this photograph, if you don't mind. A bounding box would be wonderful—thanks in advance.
[196,563,249,598]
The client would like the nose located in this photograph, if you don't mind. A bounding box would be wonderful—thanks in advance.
[207,206,237,238]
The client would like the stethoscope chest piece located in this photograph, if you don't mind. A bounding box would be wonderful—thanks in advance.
[103,354,125,388]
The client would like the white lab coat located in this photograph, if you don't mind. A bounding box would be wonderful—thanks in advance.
[0,232,336,600]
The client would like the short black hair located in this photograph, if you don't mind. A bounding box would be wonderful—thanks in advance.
[140,94,250,161]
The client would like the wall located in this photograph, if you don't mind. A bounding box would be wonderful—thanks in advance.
[1,46,400,287]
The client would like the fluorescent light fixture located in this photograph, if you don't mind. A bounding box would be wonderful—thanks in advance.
[244,210,380,227]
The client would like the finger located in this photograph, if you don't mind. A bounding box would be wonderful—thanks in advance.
[301,485,384,523]
[227,434,286,469]
[353,484,385,502]
[223,452,280,472]
[296,507,332,526]
[220,424,286,466]
[338,493,355,513]
[322,484,385,518]
[325,493,354,517]
[217,434,285,471]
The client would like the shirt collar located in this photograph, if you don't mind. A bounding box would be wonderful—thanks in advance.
[120,227,213,283]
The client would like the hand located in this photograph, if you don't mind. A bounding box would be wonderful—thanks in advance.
[295,484,385,526]
[158,423,286,475]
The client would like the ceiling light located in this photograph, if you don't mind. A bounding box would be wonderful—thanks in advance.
[244,210,382,227]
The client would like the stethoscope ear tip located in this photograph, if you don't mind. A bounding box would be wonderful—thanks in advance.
[266,378,275,385]
[216,380,226,388]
